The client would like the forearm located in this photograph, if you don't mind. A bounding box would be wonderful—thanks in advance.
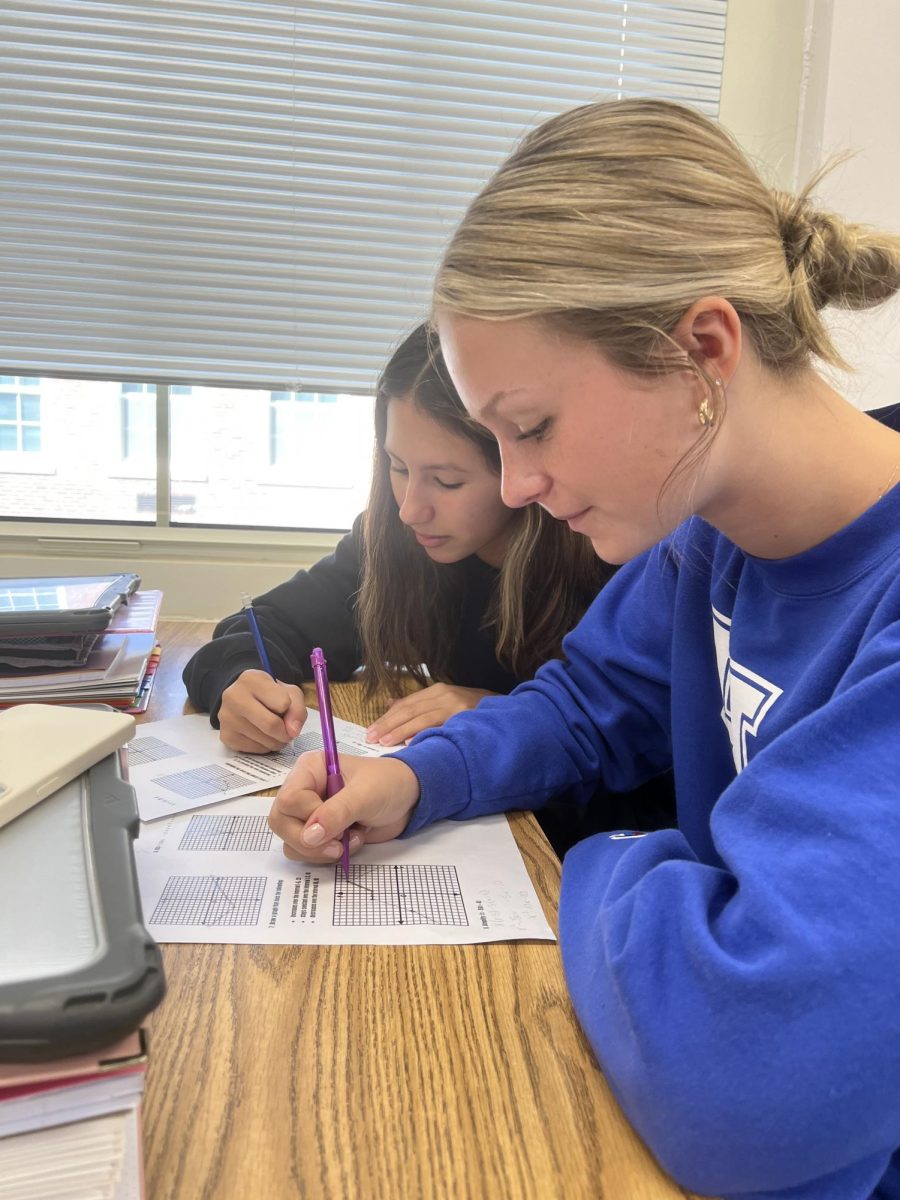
[393,657,669,835]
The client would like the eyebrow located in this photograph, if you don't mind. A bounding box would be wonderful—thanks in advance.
[384,447,470,473]
[480,387,529,420]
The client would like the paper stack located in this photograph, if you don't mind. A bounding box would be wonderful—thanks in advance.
[0,591,163,713]
[0,1033,148,1200]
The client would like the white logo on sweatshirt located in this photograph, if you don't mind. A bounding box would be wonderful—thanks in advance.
[712,607,783,772]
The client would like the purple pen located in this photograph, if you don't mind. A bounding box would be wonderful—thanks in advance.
[310,647,350,876]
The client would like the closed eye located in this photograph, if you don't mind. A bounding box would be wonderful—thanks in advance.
[515,418,551,442]
[435,478,464,490]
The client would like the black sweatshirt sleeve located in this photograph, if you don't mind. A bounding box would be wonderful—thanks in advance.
[182,515,365,725]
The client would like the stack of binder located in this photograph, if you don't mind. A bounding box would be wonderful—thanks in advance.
[0,1035,148,1200]
[0,574,162,713]
[0,710,166,1199]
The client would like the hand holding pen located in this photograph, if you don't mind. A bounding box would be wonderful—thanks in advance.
[269,646,418,869]
[215,596,307,754]
[269,753,421,866]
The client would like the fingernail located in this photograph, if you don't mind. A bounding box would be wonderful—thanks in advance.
[349,834,362,851]
[379,735,395,746]
[322,844,341,859]
[302,823,325,847]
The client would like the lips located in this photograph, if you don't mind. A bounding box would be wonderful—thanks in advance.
[414,532,450,547]
[555,507,592,531]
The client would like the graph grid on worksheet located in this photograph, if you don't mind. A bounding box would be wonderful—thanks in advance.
[178,814,273,853]
[149,875,266,926]
[333,864,469,927]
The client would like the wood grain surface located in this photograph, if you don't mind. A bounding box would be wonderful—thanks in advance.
[141,620,705,1200]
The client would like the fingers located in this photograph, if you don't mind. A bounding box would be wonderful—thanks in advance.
[366,686,452,746]
[366,685,493,746]
[220,713,289,753]
[268,751,333,858]
[371,709,447,747]
[281,687,307,740]
[278,747,328,801]
[282,830,364,862]
[219,671,307,752]
[221,728,283,754]
[268,756,422,864]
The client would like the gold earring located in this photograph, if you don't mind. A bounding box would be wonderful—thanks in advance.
[697,378,722,428]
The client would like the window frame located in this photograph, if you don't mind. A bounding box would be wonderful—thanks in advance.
[0,0,810,617]
[0,376,43,454]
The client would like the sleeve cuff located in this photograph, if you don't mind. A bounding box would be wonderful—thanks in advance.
[389,734,474,837]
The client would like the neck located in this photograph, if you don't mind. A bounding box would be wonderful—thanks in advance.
[696,367,900,559]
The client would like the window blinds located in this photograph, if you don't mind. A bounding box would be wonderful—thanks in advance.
[0,1,728,392]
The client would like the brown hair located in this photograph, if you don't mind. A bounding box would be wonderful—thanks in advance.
[357,323,609,696]
[434,98,900,398]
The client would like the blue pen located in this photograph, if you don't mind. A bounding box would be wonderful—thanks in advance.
[240,593,274,676]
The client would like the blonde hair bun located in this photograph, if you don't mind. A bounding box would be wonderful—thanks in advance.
[774,187,900,313]
[436,98,900,376]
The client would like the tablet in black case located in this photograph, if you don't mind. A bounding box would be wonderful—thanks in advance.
[0,750,165,1062]
[0,573,141,635]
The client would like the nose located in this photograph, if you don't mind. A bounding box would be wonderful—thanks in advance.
[499,449,551,510]
[397,479,435,527]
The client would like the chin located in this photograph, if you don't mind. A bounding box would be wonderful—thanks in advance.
[423,544,463,564]
[589,533,653,566]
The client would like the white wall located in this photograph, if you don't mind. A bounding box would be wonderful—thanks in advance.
[795,0,900,410]
[718,0,807,189]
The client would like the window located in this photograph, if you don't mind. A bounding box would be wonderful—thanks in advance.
[120,383,156,473]
[0,1,730,533]
[270,392,356,479]
[271,393,336,469]
[0,375,374,527]
[0,377,42,454]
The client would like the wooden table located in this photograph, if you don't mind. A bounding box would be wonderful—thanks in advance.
[141,620,702,1200]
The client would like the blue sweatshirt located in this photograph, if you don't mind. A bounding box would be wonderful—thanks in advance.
[394,483,900,1200]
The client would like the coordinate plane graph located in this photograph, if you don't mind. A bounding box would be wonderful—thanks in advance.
[151,763,257,801]
[149,875,266,926]
[268,730,369,770]
[178,814,273,853]
[333,864,469,927]
[127,736,186,768]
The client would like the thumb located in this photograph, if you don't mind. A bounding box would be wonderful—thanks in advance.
[299,758,421,853]
[299,787,358,849]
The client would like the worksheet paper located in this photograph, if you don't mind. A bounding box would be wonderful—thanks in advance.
[134,796,555,946]
[128,710,389,821]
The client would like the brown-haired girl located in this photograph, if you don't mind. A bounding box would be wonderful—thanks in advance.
[184,322,607,754]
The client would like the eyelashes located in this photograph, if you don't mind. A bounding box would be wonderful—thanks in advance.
[515,418,551,443]
[389,465,463,490]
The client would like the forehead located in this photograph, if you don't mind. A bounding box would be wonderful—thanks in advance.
[436,313,598,420]
[384,398,485,470]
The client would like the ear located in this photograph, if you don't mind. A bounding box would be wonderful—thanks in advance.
[670,297,742,385]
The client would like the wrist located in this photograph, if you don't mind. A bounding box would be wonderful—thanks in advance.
[387,758,422,814]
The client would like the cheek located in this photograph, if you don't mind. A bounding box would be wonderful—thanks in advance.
[470,486,513,533]
[389,473,406,510]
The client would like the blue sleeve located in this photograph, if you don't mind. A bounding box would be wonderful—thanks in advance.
[559,625,900,1199]
[393,540,677,834]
